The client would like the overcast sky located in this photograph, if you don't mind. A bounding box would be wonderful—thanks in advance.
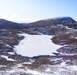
[0,0,77,22]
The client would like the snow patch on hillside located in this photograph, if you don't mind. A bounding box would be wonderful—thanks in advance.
[1,55,15,61]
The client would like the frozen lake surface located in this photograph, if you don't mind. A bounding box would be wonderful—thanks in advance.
[14,34,62,57]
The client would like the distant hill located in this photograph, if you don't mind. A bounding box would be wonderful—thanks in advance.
[29,17,77,29]
[0,19,30,29]
[51,17,76,23]
[0,17,77,29]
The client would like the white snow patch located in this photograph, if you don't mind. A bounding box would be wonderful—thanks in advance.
[74,37,77,39]
[8,68,26,74]
[0,65,7,67]
[22,61,32,64]
[49,58,62,62]
[14,34,62,57]
[66,66,77,71]
[26,69,52,75]
[1,55,15,61]
[60,61,66,66]
[45,68,51,72]
[8,52,15,55]
[21,59,35,64]
[70,66,77,71]
[6,44,11,48]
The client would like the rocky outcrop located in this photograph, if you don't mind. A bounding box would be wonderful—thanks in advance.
[57,46,77,55]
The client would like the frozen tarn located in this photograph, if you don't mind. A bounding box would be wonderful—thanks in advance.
[14,34,62,57]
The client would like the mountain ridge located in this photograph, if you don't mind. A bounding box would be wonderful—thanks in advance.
[0,17,76,29]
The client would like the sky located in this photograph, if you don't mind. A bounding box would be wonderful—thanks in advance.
[0,0,77,23]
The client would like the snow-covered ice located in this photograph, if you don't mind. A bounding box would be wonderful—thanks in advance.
[14,34,62,57]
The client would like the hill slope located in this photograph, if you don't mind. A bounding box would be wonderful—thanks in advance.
[0,19,30,29]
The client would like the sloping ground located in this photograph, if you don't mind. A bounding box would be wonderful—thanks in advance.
[52,31,77,45]
[0,19,30,29]
[52,31,77,55]
[30,17,77,29]
[0,64,77,75]
[0,28,77,75]
[0,56,77,75]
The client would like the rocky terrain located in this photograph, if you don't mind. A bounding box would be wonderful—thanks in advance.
[0,17,77,75]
